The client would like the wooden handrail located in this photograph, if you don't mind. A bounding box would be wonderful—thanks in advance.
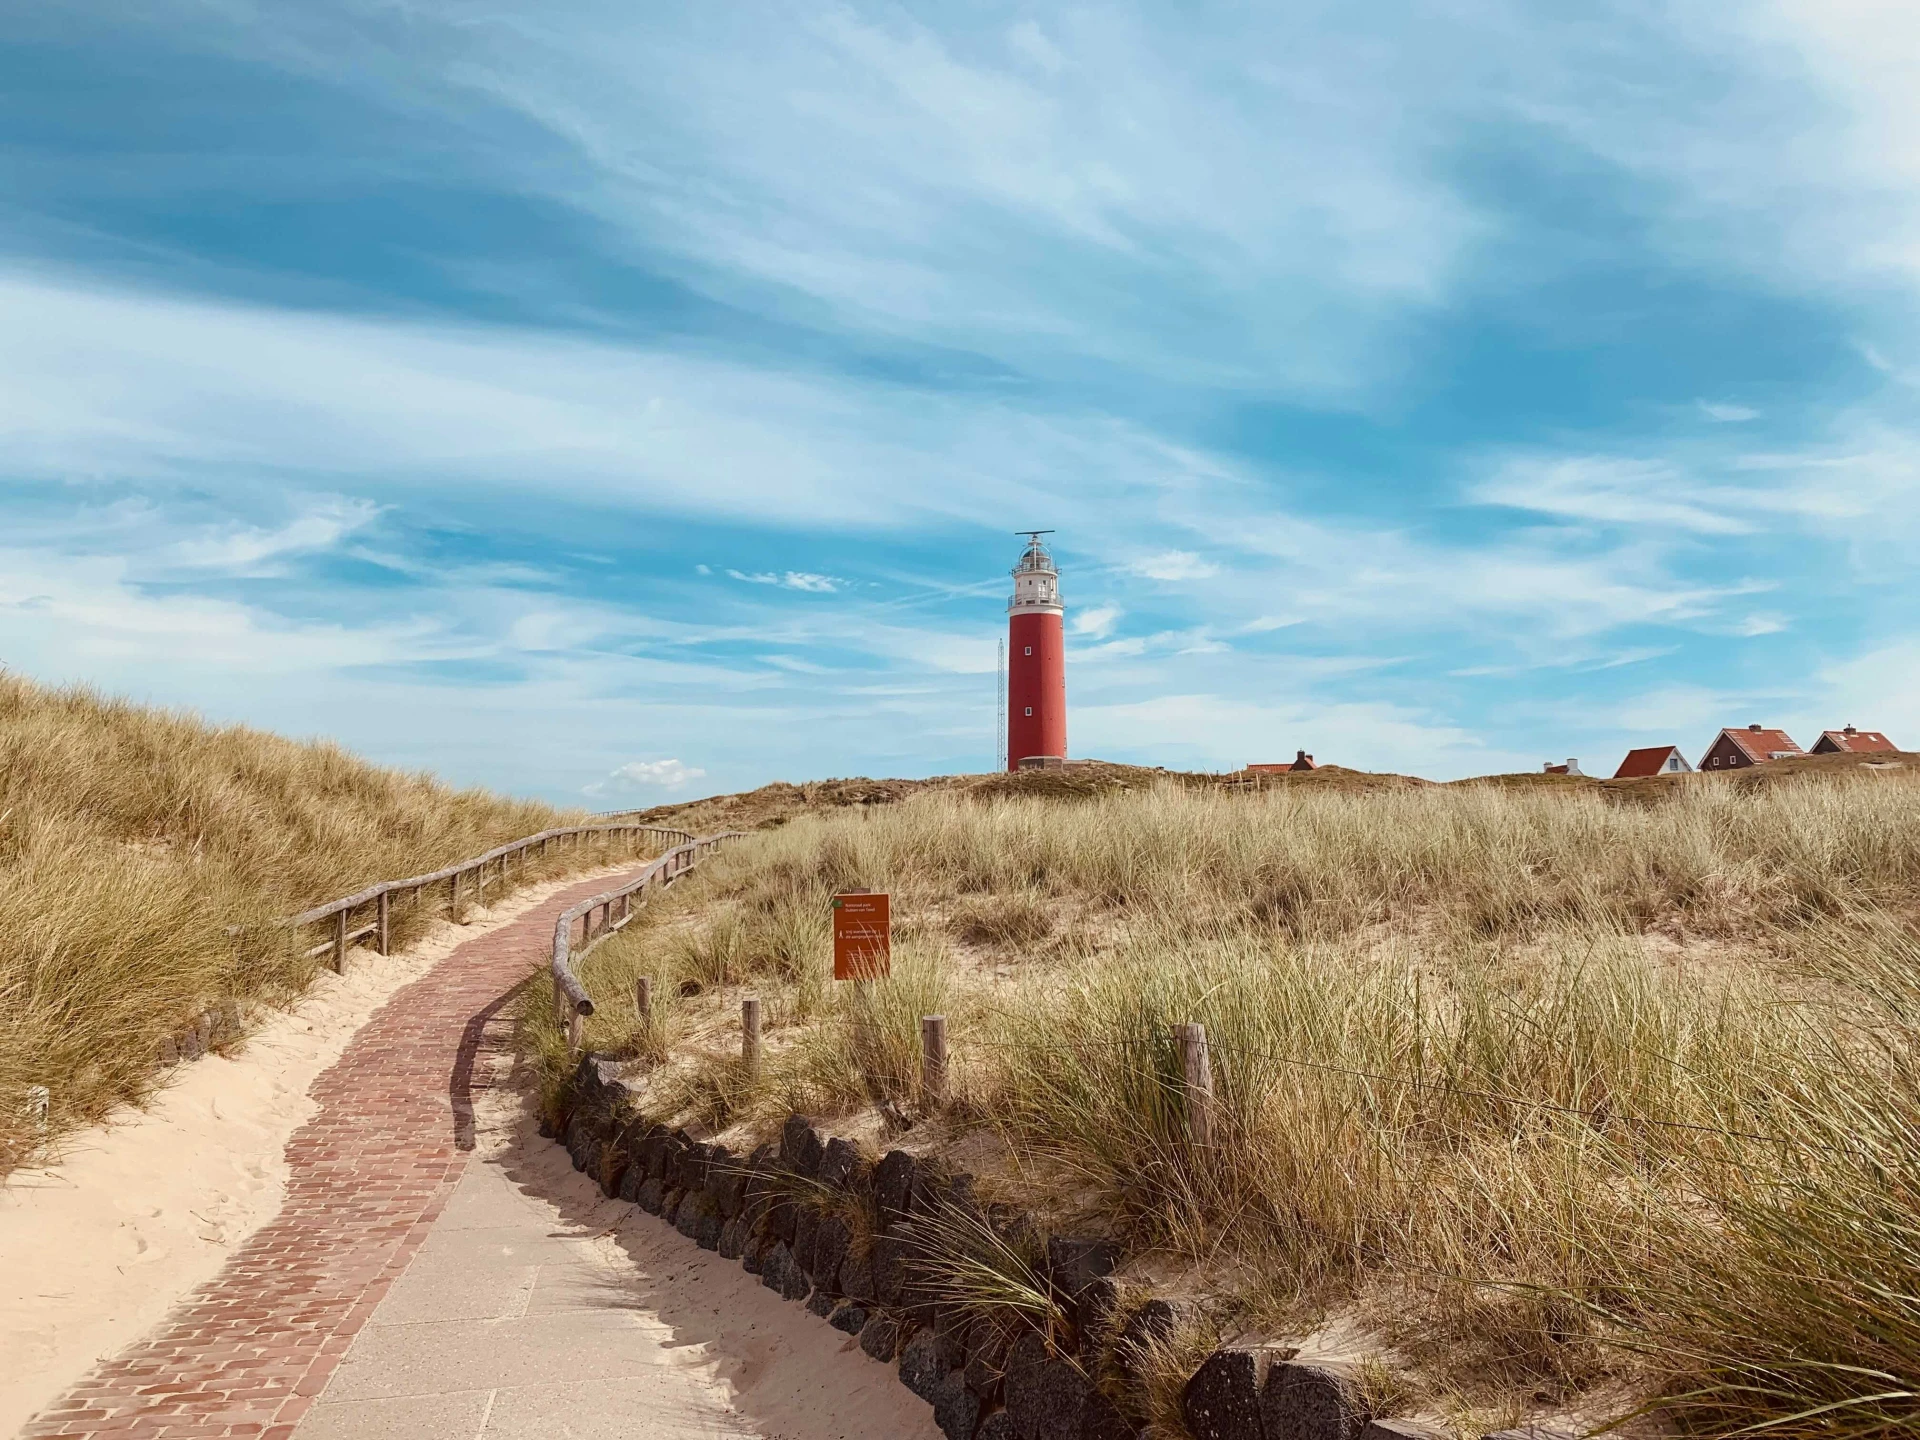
[548,831,745,1051]
[281,822,698,975]
[289,824,694,926]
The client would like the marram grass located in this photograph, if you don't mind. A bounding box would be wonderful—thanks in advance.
[530,771,1920,1435]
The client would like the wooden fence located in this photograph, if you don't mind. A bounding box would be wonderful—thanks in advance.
[547,832,745,1052]
[289,822,697,972]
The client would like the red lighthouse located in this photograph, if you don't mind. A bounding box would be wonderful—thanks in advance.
[1006,531,1067,770]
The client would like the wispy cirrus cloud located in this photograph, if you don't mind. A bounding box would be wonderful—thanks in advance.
[726,569,843,593]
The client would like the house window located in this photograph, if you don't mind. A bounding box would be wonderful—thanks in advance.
[1024,646,1032,656]
[1024,707,1033,716]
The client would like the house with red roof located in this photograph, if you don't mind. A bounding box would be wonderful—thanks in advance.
[1699,724,1803,772]
[1810,725,1898,755]
[1247,750,1316,774]
[1613,745,1691,778]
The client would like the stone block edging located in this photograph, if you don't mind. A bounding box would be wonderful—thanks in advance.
[546,1057,1566,1440]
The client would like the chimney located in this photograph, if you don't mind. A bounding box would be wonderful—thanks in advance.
[1845,724,1858,735]
[1749,723,1763,731]
[1295,749,1314,769]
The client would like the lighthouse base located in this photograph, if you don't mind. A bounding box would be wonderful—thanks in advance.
[1015,755,1067,771]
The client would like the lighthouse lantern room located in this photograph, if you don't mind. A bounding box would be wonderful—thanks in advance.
[1006,531,1067,771]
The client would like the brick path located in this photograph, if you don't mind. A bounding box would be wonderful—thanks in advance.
[23,871,641,1440]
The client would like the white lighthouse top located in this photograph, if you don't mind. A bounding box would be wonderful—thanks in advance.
[1008,531,1063,615]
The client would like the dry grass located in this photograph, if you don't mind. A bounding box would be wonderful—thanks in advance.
[0,671,633,1173]
[524,770,1920,1436]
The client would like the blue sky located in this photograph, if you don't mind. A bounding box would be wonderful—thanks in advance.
[3,2,1916,801]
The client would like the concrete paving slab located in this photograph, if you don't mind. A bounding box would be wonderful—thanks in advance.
[366,1259,539,1326]
[411,1220,601,1270]
[295,1389,494,1440]
[483,1376,758,1439]
[321,1308,684,1403]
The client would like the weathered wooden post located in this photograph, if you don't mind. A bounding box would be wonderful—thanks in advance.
[742,997,762,1078]
[332,909,348,972]
[921,1014,949,1108]
[376,889,391,955]
[566,1005,583,1055]
[449,869,461,921]
[26,1084,49,1133]
[636,976,652,1025]
[1174,1022,1214,1147]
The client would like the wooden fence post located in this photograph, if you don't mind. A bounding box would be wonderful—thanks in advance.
[376,889,391,955]
[332,909,348,972]
[552,974,566,1029]
[1174,1022,1214,1147]
[449,870,460,922]
[566,1006,583,1055]
[921,1014,949,1108]
[742,997,762,1078]
[636,976,652,1025]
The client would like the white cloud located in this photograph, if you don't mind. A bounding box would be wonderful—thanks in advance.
[1070,604,1121,638]
[166,496,381,574]
[1131,550,1219,582]
[1006,21,1064,75]
[726,569,843,592]
[1736,612,1788,636]
[588,758,707,794]
[1473,456,1755,535]
[1699,400,1760,423]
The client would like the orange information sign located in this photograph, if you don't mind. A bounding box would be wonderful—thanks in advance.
[832,892,891,980]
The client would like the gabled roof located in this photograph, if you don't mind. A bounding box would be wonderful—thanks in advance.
[1717,727,1803,763]
[1819,728,1897,753]
[1614,745,1683,779]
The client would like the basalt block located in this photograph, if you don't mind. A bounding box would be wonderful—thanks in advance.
[838,1247,875,1303]
[899,1326,948,1403]
[717,1214,747,1260]
[812,1214,853,1293]
[807,1288,838,1319]
[742,1234,771,1275]
[873,1149,916,1226]
[819,1136,863,1190]
[712,1147,750,1217]
[871,1233,907,1306]
[931,1369,982,1440]
[829,1301,869,1336]
[1261,1363,1370,1440]
[636,1176,666,1215]
[676,1190,722,1250]
[977,1411,1018,1440]
[616,1162,644,1203]
[1004,1329,1097,1440]
[793,1207,821,1277]
[860,1315,902,1363]
[783,1114,827,1178]
[964,1314,1015,1402]
[1183,1345,1293,1440]
[761,1241,795,1295]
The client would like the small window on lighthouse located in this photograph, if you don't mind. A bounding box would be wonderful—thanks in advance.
[1024,646,1032,656]
[1024,707,1033,716]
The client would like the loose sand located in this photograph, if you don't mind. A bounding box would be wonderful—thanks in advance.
[0,868,633,1440]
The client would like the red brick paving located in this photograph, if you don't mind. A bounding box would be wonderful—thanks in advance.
[23,871,643,1440]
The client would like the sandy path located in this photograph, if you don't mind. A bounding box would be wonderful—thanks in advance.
[0,866,633,1439]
